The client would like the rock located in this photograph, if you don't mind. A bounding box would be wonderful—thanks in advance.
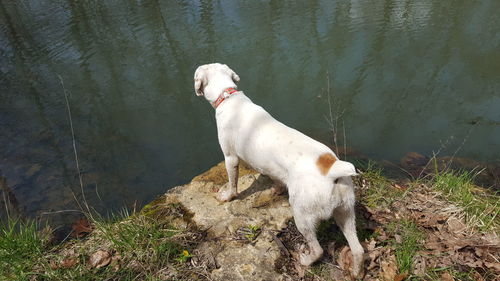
[162,163,293,281]
[400,152,430,178]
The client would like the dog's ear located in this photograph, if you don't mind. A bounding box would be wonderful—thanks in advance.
[194,68,205,96]
[223,64,240,83]
[231,71,240,83]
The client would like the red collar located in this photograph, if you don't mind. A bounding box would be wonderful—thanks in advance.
[212,87,238,109]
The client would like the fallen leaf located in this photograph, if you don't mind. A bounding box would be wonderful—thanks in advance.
[49,260,58,270]
[89,250,111,269]
[61,257,77,268]
[394,273,408,281]
[367,249,382,270]
[484,261,500,272]
[393,184,407,190]
[447,217,466,233]
[366,238,377,252]
[111,253,122,272]
[330,266,345,281]
[293,261,305,278]
[440,272,454,281]
[394,234,402,244]
[337,246,353,272]
[380,255,397,281]
[412,254,426,276]
[128,260,143,271]
[71,218,93,238]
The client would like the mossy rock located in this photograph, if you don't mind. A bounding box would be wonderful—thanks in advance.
[192,161,258,185]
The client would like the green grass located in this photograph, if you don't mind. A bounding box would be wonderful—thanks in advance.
[358,161,404,208]
[386,220,424,274]
[432,170,499,231]
[0,218,50,281]
[0,206,199,281]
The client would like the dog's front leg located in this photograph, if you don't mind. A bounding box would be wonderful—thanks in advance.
[217,155,239,202]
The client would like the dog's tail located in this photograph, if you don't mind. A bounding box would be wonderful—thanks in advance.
[316,153,357,179]
[328,159,358,179]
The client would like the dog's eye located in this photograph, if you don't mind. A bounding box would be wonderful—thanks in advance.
[334,179,339,184]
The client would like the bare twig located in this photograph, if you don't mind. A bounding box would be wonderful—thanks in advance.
[58,75,91,215]
[325,71,347,159]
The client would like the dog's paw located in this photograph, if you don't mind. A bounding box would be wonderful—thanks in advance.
[299,252,315,266]
[298,244,323,266]
[216,189,238,202]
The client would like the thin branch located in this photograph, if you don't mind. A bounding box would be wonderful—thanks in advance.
[58,75,91,215]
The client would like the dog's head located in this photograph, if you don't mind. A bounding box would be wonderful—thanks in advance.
[194,63,240,98]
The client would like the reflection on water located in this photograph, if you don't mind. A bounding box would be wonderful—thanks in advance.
[0,0,499,227]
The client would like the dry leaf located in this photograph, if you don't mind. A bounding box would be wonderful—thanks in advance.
[337,246,353,272]
[293,261,305,278]
[484,261,500,272]
[330,266,345,281]
[393,184,407,190]
[61,257,77,268]
[111,253,122,272]
[447,217,466,233]
[71,218,93,238]
[380,255,397,281]
[412,254,426,276]
[89,250,111,269]
[440,272,454,281]
[49,260,58,270]
[366,238,377,252]
[394,234,402,244]
[394,273,408,281]
[367,249,382,270]
[128,260,143,271]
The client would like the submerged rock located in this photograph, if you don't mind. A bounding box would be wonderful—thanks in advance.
[159,163,293,281]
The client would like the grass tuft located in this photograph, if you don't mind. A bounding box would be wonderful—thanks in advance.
[431,170,499,231]
[0,218,49,280]
[0,205,201,281]
[358,161,404,208]
[387,220,424,274]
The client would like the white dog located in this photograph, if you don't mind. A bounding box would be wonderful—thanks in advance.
[194,63,364,277]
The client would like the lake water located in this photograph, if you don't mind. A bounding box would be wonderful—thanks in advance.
[1,0,499,229]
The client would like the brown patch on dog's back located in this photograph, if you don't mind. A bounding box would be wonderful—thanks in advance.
[316,153,337,175]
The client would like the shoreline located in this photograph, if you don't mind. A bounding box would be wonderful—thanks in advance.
[1,157,499,280]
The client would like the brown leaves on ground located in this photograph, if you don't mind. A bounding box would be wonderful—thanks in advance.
[362,184,499,280]
[440,272,455,281]
[337,246,353,273]
[379,253,404,281]
[393,189,500,275]
[275,182,498,280]
[89,250,112,269]
[48,248,121,271]
[61,257,77,269]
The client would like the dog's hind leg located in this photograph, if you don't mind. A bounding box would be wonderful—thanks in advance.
[294,209,324,266]
[217,155,239,202]
[333,204,365,277]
